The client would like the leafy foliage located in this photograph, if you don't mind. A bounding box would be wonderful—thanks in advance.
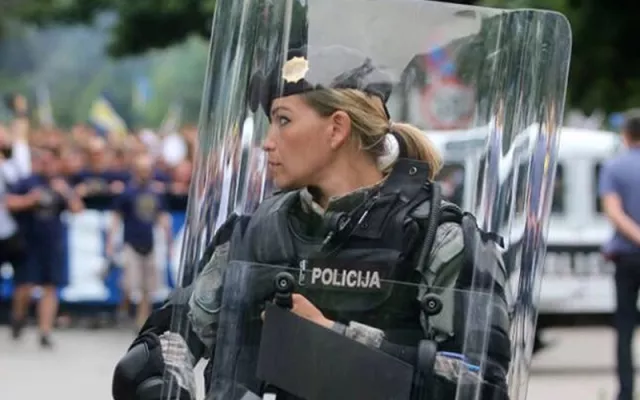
[0,20,209,128]
[3,0,214,57]
[483,0,640,113]
[2,0,639,113]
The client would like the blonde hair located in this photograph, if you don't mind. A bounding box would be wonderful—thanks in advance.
[301,89,442,180]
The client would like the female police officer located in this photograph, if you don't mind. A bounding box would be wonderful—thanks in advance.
[112,45,512,400]
[111,1,572,398]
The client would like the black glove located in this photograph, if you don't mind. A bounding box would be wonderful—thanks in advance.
[112,331,194,400]
[113,331,164,400]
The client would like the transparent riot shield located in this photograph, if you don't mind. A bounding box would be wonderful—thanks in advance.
[163,0,571,399]
[208,261,511,400]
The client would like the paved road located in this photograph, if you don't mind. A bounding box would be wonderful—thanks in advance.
[527,328,622,400]
[0,326,634,400]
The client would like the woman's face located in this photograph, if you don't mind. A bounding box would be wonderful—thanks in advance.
[262,95,346,189]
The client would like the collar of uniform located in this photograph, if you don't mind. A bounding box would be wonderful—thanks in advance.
[298,178,386,216]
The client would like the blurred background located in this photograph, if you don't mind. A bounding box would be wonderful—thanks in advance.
[0,0,637,399]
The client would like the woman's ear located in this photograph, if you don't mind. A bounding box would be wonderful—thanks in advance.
[328,110,351,150]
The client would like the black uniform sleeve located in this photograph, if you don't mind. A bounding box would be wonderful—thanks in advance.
[112,213,250,400]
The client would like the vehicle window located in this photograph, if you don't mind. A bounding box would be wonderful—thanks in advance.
[594,162,603,213]
[471,156,519,229]
[515,161,528,214]
[436,162,465,207]
[513,162,565,214]
[474,155,486,208]
[551,164,565,213]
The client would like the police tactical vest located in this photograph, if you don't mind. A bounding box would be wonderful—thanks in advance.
[239,159,442,346]
[203,159,511,397]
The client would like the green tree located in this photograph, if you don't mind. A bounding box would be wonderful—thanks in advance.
[483,0,640,113]
[145,37,208,126]
[8,0,480,57]
[4,0,214,57]
[7,0,639,113]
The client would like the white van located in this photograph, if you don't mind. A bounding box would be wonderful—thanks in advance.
[537,128,621,314]
[427,126,623,315]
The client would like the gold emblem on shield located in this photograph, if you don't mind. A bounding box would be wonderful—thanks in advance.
[282,57,309,83]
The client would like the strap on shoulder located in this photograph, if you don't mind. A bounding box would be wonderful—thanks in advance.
[437,204,505,248]
[415,182,442,268]
[197,213,251,274]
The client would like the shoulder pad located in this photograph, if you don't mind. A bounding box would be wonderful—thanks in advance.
[195,213,251,274]
[457,213,508,289]
[200,190,296,262]
[210,213,250,247]
[238,190,301,264]
[255,190,298,214]
[432,202,505,248]
[246,190,299,231]
[409,198,463,222]
[438,201,464,224]
[458,211,505,248]
[271,188,291,196]
[206,214,250,254]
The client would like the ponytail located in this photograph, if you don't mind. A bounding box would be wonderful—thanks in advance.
[390,122,442,180]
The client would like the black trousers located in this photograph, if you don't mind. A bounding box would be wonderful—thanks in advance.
[614,254,640,400]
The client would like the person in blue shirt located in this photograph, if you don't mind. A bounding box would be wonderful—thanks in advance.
[599,111,640,400]
[0,117,31,340]
[73,137,127,209]
[110,142,173,188]
[6,147,84,348]
[106,153,172,330]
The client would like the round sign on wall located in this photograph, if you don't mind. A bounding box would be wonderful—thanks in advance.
[421,76,475,130]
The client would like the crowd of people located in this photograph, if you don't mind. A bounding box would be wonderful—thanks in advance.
[0,95,195,347]
[0,98,468,347]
